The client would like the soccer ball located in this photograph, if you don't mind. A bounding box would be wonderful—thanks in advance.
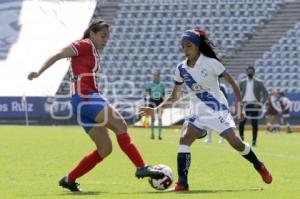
[148,164,173,190]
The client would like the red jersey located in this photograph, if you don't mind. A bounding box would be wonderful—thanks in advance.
[70,39,100,95]
[266,95,280,115]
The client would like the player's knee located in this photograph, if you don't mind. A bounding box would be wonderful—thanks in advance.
[117,120,127,132]
[228,137,244,151]
[97,145,113,158]
[179,135,194,146]
[105,146,113,157]
[235,141,245,151]
[111,120,128,134]
[234,140,245,151]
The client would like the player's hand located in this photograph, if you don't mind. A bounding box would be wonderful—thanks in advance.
[239,111,245,121]
[27,72,40,80]
[235,101,245,124]
[139,107,155,117]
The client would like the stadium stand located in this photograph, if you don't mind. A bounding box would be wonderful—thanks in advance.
[57,0,287,99]
[225,0,300,76]
[254,22,300,93]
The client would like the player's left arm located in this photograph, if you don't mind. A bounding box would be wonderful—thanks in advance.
[223,71,244,120]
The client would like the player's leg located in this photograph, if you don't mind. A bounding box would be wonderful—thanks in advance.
[249,104,260,146]
[157,108,163,140]
[95,104,164,179]
[174,124,206,191]
[222,129,272,184]
[274,114,281,133]
[266,114,272,132]
[150,115,155,139]
[59,93,109,192]
[250,117,258,147]
[269,115,276,132]
[148,100,155,139]
[283,115,293,133]
[59,126,111,192]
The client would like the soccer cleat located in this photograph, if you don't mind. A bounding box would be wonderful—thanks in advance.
[170,182,189,192]
[257,164,273,184]
[135,165,165,179]
[59,176,82,192]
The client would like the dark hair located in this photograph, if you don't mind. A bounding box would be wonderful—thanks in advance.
[199,35,220,61]
[247,66,255,71]
[82,18,109,39]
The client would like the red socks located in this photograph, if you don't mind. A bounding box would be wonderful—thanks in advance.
[67,133,144,182]
[67,150,103,182]
[117,133,145,168]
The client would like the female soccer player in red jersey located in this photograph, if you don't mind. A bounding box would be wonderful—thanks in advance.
[27,18,163,192]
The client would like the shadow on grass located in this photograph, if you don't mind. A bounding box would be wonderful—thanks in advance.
[27,188,262,197]
[172,187,263,194]
[28,191,107,197]
[129,187,263,195]
[58,191,108,196]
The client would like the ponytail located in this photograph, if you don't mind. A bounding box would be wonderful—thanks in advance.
[199,35,220,61]
[194,28,220,61]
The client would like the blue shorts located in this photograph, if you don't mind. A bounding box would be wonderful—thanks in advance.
[71,92,110,133]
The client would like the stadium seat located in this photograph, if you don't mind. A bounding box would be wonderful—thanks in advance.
[253,22,300,93]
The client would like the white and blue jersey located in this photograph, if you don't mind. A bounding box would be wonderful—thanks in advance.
[174,54,235,135]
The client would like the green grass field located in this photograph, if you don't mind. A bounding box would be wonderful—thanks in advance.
[1,126,299,199]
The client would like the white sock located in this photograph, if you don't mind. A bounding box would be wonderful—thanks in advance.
[240,142,251,155]
[178,145,190,153]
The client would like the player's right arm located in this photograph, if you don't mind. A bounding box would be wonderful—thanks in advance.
[27,46,75,80]
[140,84,182,117]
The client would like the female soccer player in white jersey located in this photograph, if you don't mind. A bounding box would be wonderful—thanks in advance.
[140,28,272,191]
[27,18,163,192]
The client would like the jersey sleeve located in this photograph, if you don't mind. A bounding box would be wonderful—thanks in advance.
[211,59,226,77]
[70,40,90,56]
[174,65,184,84]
